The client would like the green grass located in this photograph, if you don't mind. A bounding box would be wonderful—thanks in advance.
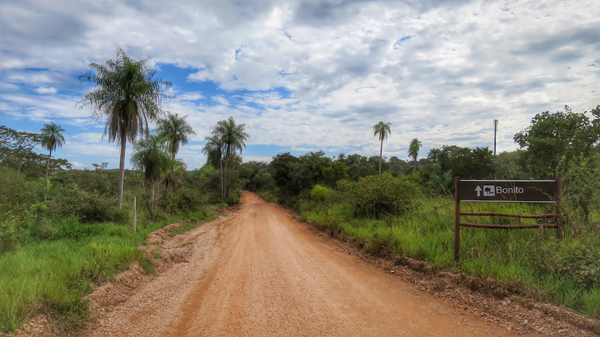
[0,213,205,333]
[168,209,218,237]
[301,197,600,319]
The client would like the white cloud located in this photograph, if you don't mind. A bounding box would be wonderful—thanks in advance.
[1,0,599,165]
[34,86,57,94]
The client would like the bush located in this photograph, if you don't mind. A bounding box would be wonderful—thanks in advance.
[0,166,35,214]
[227,190,241,205]
[310,184,334,202]
[544,238,600,289]
[160,186,202,214]
[50,184,127,224]
[341,173,419,218]
[0,220,20,253]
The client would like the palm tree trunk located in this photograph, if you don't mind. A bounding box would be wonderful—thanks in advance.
[151,182,155,214]
[379,138,383,174]
[151,183,155,203]
[118,137,127,209]
[224,153,229,202]
[45,150,52,201]
[219,155,224,203]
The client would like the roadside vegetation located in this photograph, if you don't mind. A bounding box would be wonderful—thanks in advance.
[239,107,600,319]
[1,45,598,331]
[0,50,248,332]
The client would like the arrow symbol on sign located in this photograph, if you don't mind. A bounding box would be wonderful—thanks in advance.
[475,186,482,197]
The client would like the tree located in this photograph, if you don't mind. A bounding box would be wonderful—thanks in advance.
[40,122,65,201]
[131,134,170,209]
[373,121,391,174]
[202,134,225,201]
[214,117,249,202]
[79,48,172,209]
[408,138,422,171]
[428,145,494,179]
[387,156,409,176]
[514,105,600,178]
[157,113,196,159]
[0,125,42,174]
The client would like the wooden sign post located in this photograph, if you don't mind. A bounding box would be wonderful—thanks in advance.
[454,177,562,261]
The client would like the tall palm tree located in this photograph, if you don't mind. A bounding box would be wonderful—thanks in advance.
[408,138,423,171]
[40,122,65,201]
[157,113,196,159]
[131,134,170,208]
[373,121,392,174]
[202,134,225,201]
[79,48,172,209]
[202,134,224,167]
[214,117,249,202]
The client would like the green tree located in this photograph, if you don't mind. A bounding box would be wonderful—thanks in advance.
[428,145,494,179]
[373,121,391,174]
[0,125,42,175]
[157,113,196,159]
[408,138,422,171]
[40,122,65,201]
[492,150,529,179]
[214,117,249,202]
[79,48,172,209]
[387,156,409,176]
[342,154,378,180]
[514,105,600,178]
[131,134,170,207]
[202,134,225,201]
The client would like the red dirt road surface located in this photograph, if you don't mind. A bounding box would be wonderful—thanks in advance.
[89,192,511,336]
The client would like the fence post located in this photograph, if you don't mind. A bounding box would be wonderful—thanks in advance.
[556,176,562,240]
[454,176,460,261]
[133,197,137,233]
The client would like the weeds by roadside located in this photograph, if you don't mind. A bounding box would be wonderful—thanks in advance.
[0,207,223,333]
[297,190,600,320]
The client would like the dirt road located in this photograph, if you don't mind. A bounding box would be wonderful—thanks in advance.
[90,192,510,336]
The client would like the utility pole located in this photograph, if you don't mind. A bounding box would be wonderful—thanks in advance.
[493,119,498,155]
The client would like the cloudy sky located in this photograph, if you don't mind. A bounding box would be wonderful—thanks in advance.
[1,0,599,169]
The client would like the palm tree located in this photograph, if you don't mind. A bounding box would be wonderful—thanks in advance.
[408,138,422,171]
[373,121,392,174]
[131,134,170,209]
[157,113,196,159]
[202,134,226,202]
[79,48,172,209]
[214,117,249,202]
[162,158,186,192]
[202,136,223,169]
[40,122,65,201]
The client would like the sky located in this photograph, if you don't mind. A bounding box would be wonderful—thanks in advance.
[0,0,599,170]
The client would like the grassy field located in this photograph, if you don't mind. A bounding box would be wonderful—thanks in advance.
[0,210,217,333]
[298,197,600,319]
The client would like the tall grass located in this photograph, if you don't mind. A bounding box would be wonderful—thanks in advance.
[0,210,216,332]
[301,197,600,319]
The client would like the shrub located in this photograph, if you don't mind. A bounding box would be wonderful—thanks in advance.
[159,186,202,214]
[227,190,241,206]
[0,220,20,253]
[50,184,127,223]
[310,184,334,202]
[545,238,600,289]
[0,166,35,214]
[343,173,419,218]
